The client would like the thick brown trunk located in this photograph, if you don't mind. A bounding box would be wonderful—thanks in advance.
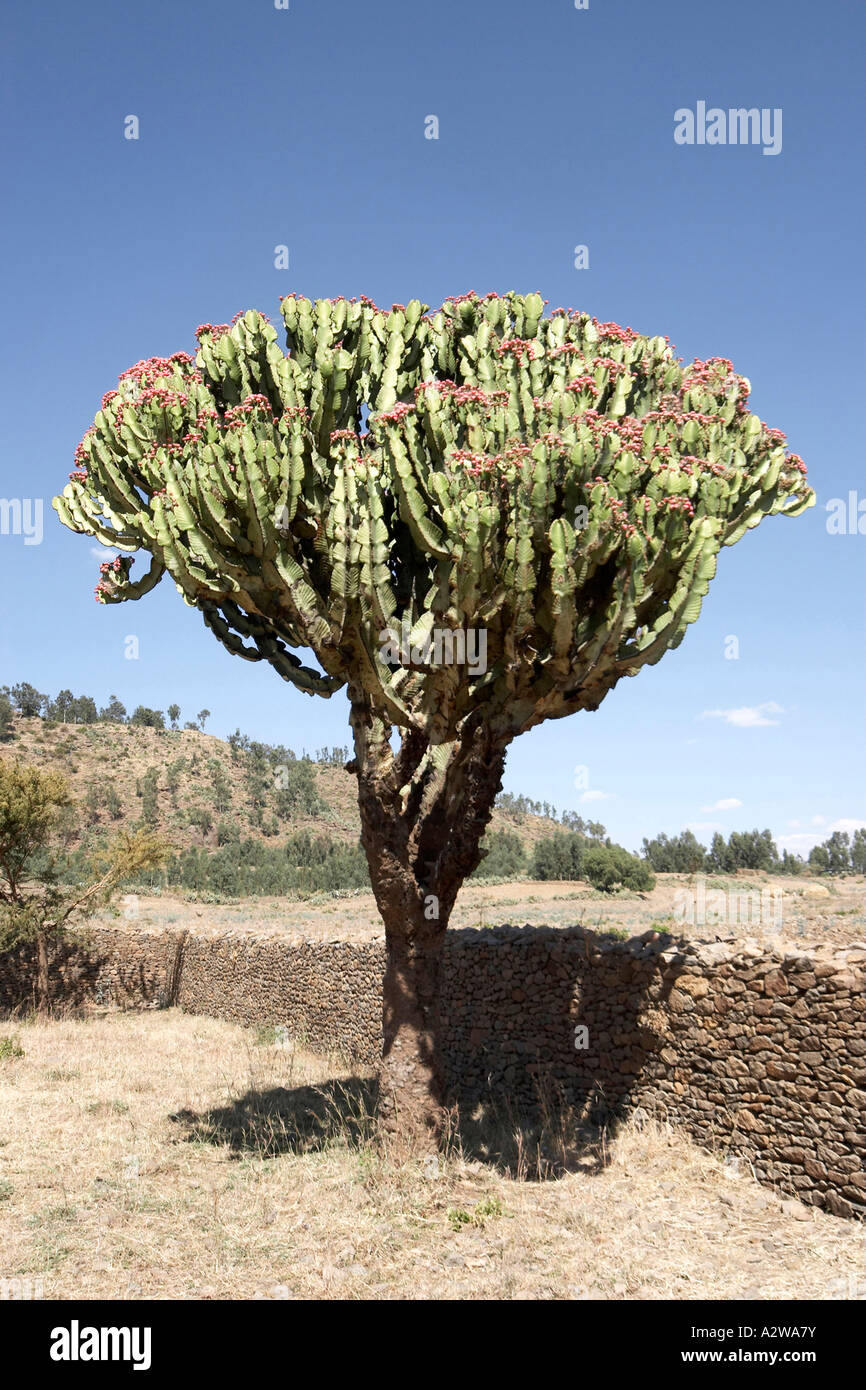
[348,700,508,1154]
[378,929,446,1151]
[36,932,49,1011]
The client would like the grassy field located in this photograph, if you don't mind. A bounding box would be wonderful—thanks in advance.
[1,1010,864,1301]
[92,870,866,948]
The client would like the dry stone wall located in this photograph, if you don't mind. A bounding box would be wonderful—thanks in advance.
[1,921,863,1217]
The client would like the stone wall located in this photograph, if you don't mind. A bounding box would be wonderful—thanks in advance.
[1,922,863,1218]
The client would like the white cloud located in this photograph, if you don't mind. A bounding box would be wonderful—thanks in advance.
[700,797,742,812]
[90,544,115,558]
[777,818,866,856]
[776,832,818,852]
[580,789,614,803]
[700,702,783,728]
[685,821,725,835]
[787,819,801,829]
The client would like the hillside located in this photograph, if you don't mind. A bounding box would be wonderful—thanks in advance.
[0,715,563,856]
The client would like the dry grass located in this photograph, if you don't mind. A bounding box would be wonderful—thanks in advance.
[0,1009,864,1301]
[91,871,866,949]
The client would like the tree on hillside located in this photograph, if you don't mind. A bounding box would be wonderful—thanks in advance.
[53,292,814,1147]
[531,831,586,881]
[70,695,98,724]
[471,829,526,879]
[0,693,13,742]
[0,761,165,1008]
[100,695,127,723]
[167,703,181,729]
[9,683,46,718]
[197,709,211,731]
[49,689,75,723]
[130,706,166,730]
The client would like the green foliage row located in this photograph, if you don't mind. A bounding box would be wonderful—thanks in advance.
[641,826,866,876]
[164,832,370,898]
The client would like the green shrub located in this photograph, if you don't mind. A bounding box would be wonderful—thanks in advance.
[583,845,655,893]
[472,830,526,880]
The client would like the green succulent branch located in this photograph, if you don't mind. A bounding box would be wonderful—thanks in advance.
[54,292,813,744]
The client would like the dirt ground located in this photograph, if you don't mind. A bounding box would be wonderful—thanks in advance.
[95,871,866,948]
[1,1010,864,1301]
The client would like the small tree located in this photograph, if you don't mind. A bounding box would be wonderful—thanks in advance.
[642,829,707,874]
[0,693,13,742]
[472,829,526,879]
[130,706,166,730]
[54,292,813,1146]
[0,761,165,1007]
[823,830,851,875]
[50,689,75,723]
[10,683,46,718]
[100,695,127,723]
[167,703,181,729]
[584,844,655,893]
[780,849,804,875]
[70,695,98,725]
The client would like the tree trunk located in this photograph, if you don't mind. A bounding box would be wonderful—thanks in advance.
[349,699,508,1154]
[36,931,49,1011]
[379,927,446,1150]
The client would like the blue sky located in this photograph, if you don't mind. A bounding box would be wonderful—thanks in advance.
[1,0,863,855]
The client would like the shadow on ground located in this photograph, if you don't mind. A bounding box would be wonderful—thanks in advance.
[168,1075,628,1180]
[169,1077,378,1158]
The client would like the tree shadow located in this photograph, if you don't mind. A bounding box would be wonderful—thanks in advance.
[440,924,679,1178]
[168,1076,377,1159]
[445,1082,624,1181]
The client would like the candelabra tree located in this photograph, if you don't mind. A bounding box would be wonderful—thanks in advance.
[54,291,813,1148]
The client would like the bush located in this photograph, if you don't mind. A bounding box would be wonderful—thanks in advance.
[583,845,655,894]
[472,830,526,880]
[165,832,369,897]
[531,832,587,881]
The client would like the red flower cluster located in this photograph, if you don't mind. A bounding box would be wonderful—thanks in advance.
[94,554,134,604]
[497,338,537,361]
[374,402,415,424]
[416,380,509,409]
[195,323,231,340]
[226,394,274,417]
[119,356,199,388]
[231,310,272,326]
[591,320,640,344]
[657,496,696,516]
